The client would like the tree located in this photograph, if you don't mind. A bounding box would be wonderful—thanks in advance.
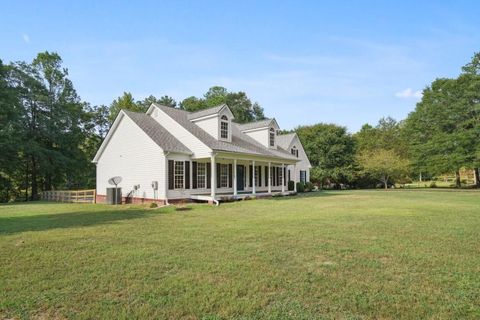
[357,149,409,190]
[108,92,144,123]
[157,95,177,108]
[137,94,177,110]
[296,123,357,188]
[179,86,266,123]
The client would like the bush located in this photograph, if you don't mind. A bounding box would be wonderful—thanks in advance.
[304,182,314,192]
[149,202,158,208]
[296,182,305,193]
[429,181,437,188]
[288,180,295,191]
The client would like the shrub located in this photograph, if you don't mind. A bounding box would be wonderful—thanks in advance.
[304,182,314,192]
[149,202,158,208]
[296,182,305,193]
[288,180,295,191]
[429,181,437,188]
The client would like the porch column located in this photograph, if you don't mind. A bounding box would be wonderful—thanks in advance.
[252,160,256,195]
[281,163,285,193]
[211,154,216,198]
[233,159,237,196]
[293,163,297,192]
[268,162,271,194]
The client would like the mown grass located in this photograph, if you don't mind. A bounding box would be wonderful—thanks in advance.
[1,190,479,319]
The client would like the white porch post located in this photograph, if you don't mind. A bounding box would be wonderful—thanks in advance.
[233,159,237,196]
[293,164,297,192]
[268,162,271,194]
[281,163,285,193]
[211,154,216,199]
[252,160,256,195]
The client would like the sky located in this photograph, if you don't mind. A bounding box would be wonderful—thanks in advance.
[2,0,479,132]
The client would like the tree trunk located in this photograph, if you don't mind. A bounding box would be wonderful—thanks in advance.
[30,156,38,201]
[419,171,422,182]
[474,168,480,188]
[455,170,461,188]
[25,160,29,202]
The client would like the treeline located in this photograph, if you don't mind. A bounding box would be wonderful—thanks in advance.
[296,52,480,189]
[0,52,266,202]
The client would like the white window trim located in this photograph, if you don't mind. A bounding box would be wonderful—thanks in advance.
[197,162,207,189]
[269,128,275,147]
[174,161,184,189]
[220,163,229,188]
[220,115,229,140]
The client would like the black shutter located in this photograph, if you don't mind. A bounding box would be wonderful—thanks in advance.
[284,167,287,186]
[276,167,280,186]
[296,150,299,158]
[217,163,221,188]
[207,163,211,188]
[168,160,174,190]
[228,164,232,188]
[264,166,268,186]
[288,169,291,182]
[249,165,253,187]
[258,166,261,187]
[192,162,197,189]
[184,161,190,189]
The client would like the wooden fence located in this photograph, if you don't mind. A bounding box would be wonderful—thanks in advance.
[41,189,96,203]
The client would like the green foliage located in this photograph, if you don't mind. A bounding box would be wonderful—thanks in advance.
[288,180,295,191]
[304,181,314,192]
[296,123,357,187]
[179,86,266,123]
[296,181,305,192]
[108,92,145,122]
[357,149,410,189]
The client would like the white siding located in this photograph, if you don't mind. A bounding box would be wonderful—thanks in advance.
[192,116,219,140]
[244,128,269,148]
[96,115,166,199]
[286,135,311,183]
[151,106,212,158]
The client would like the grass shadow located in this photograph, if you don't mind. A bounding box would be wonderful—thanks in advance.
[268,190,343,201]
[0,209,151,235]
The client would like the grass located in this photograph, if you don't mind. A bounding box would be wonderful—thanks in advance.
[1,190,479,319]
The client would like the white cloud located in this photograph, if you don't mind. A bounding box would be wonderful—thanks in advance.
[22,33,30,43]
[395,88,422,99]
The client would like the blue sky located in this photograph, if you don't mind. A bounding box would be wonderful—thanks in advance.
[2,1,479,131]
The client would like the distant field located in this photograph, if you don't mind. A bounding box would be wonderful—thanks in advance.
[1,190,479,319]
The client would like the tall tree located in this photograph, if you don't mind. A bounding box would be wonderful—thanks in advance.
[179,86,266,123]
[108,92,144,123]
[296,123,357,188]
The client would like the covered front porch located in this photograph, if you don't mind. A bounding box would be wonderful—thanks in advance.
[187,151,299,204]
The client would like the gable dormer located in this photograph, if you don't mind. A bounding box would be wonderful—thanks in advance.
[239,118,280,149]
[188,104,234,142]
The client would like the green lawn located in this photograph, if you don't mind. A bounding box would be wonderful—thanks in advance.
[1,190,479,319]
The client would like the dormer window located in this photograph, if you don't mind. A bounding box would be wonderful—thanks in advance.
[220,115,229,139]
[269,128,275,147]
[291,146,298,157]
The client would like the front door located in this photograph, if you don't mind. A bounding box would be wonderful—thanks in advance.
[236,165,245,191]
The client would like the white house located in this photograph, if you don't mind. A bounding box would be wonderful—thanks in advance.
[92,103,311,204]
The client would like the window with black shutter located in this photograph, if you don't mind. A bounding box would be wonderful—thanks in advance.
[228,164,232,188]
[168,160,174,190]
[192,162,197,189]
[184,161,190,189]
[249,165,253,187]
[207,163,211,188]
[217,163,221,188]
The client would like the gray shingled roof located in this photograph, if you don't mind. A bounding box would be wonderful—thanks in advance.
[152,103,298,161]
[124,110,192,154]
[187,104,226,120]
[276,132,296,149]
[237,119,274,131]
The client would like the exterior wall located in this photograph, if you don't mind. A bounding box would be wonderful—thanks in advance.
[285,135,311,183]
[150,106,212,158]
[192,115,219,140]
[95,115,166,201]
[244,128,269,148]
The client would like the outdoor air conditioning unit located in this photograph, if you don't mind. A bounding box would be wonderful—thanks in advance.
[106,187,122,204]
[151,181,158,190]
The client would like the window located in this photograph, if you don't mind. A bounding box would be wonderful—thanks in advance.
[269,128,275,147]
[300,170,306,183]
[197,163,206,189]
[220,164,229,188]
[279,166,283,185]
[174,161,184,189]
[291,146,298,157]
[220,115,229,139]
